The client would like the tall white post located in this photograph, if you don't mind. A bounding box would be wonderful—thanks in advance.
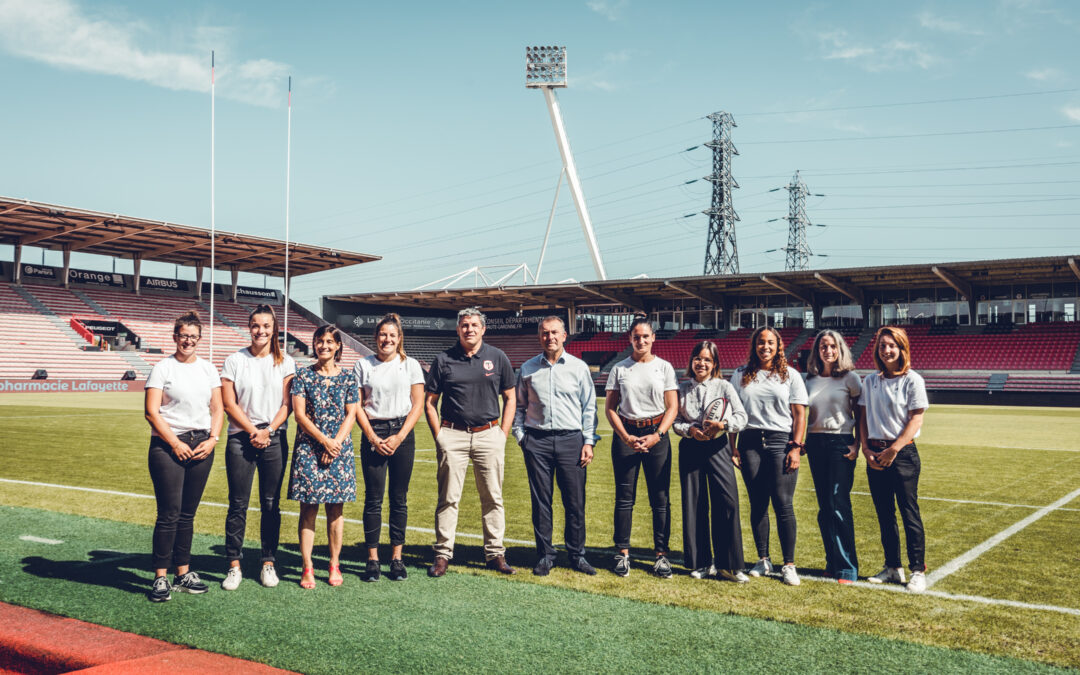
[535,168,565,284]
[209,50,216,362]
[284,76,292,343]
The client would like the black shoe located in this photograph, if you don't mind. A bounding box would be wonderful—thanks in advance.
[148,575,171,602]
[387,559,408,581]
[532,557,554,576]
[653,555,673,579]
[364,559,381,582]
[613,553,631,577]
[571,557,598,576]
[172,571,209,594]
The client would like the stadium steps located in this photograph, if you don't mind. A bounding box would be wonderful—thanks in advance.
[196,299,244,330]
[15,285,100,349]
[71,289,111,317]
[785,328,814,360]
[850,328,876,365]
[988,373,1008,391]
[1071,343,1080,374]
[11,285,51,315]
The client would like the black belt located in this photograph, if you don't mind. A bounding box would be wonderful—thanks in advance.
[868,439,915,450]
[176,429,210,444]
[370,416,407,428]
[525,428,581,436]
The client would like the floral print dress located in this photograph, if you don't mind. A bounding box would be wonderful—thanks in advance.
[288,365,359,504]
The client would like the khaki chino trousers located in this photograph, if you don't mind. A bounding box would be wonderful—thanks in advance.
[433,426,506,560]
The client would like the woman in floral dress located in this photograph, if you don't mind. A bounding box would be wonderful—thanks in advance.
[289,325,358,588]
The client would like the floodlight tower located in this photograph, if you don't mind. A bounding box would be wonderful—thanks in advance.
[783,171,813,271]
[526,45,607,281]
[703,111,740,275]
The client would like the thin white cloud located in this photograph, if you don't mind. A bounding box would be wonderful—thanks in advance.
[816,29,936,72]
[1063,105,1080,122]
[586,0,627,22]
[1025,67,1064,81]
[0,0,292,107]
[604,49,632,64]
[917,11,984,36]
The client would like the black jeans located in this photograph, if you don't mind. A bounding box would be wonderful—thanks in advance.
[148,431,214,570]
[612,426,671,552]
[360,418,416,548]
[521,429,587,561]
[679,436,744,571]
[866,442,925,572]
[738,429,798,564]
[224,428,288,563]
[805,432,858,581]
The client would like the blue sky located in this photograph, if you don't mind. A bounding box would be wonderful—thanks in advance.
[1,0,1078,311]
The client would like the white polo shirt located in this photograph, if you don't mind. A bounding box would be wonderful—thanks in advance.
[606,356,678,419]
[221,348,296,435]
[730,366,809,433]
[859,370,929,440]
[146,355,222,436]
[354,354,425,420]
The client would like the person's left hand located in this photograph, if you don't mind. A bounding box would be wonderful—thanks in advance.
[250,428,271,448]
[192,439,216,460]
[634,433,660,452]
[379,434,402,456]
[702,420,726,438]
[843,442,859,461]
[877,445,900,468]
[580,444,594,467]
[784,448,801,473]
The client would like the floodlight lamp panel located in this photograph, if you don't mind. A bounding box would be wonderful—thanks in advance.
[525,45,567,88]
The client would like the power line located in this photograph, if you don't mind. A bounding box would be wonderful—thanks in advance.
[741,124,1080,146]
[737,87,1080,117]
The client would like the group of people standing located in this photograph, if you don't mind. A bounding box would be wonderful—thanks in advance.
[142,305,929,602]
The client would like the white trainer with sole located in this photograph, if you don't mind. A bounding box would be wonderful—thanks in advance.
[748,558,773,578]
[221,566,242,591]
[907,570,926,593]
[867,566,906,585]
[260,564,280,588]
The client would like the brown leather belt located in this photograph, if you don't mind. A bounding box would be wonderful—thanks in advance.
[441,419,500,433]
[620,413,665,429]
[868,439,895,449]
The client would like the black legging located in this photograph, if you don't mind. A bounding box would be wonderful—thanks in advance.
[148,432,214,569]
[612,427,671,552]
[360,419,416,548]
[224,430,288,563]
[866,443,925,572]
[679,436,743,571]
[738,429,798,564]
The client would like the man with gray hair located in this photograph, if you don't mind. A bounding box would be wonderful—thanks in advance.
[424,307,516,577]
[512,315,599,576]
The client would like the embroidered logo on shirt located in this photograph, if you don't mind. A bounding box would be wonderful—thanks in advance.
[483,360,494,371]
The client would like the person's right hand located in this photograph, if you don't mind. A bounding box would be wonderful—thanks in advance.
[731,446,741,469]
[690,426,710,442]
[864,448,885,471]
[322,435,342,455]
[172,442,194,461]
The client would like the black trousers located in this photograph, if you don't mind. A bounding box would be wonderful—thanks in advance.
[612,426,671,552]
[224,429,288,563]
[360,418,416,548]
[738,429,798,564]
[866,443,926,572]
[805,433,859,581]
[521,429,587,561]
[148,432,214,570]
[679,436,744,571]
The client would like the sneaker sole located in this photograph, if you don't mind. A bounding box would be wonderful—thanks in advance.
[173,586,208,594]
[148,594,171,602]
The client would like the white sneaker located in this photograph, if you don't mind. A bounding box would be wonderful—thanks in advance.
[781,564,801,586]
[717,569,750,584]
[221,566,242,591]
[689,564,717,579]
[867,566,906,585]
[747,558,773,578]
[260,564,279,588]
[907,571,926,593]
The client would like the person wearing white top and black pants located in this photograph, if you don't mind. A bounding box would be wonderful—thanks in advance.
[354,313,426,582]
[858,325,930,593]
[730,326,808,586]
[804,329,862,585]
[672,341,749,582]
[220,304,296,591]
[605,317,679,579]
[144,311,223,602]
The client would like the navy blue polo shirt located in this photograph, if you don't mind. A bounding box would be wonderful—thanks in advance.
[425,342,515,427]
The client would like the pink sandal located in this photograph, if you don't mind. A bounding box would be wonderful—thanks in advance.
[328,564,344,587]
[300,567,316,589]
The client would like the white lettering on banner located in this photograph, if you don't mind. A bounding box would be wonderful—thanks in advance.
[0,379,144,393]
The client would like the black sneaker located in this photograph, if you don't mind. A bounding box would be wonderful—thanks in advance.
[613,553,631,577]
[172,571,209,594]
[571,557,598,576]
[653,555,673,579]
[387,559,408,581]
[532,557,554,576]
[148,575,171,602]
[364,559,381,582]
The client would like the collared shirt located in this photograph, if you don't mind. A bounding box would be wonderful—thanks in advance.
[425,341,515,427]
[672,377,748,438]
[512,351,599,444]
[730,366,809,433]
[858,370,929,440]
[605,356,679,418]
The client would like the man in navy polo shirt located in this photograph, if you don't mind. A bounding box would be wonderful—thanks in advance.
[425,307,516,577]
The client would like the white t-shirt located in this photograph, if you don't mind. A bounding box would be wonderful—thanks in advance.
[353,354,425,420]
[146,355,222,436]
[606,356,678,419]
[220,349,297,435]
[858,370,930,441]
[806,371,862,434]
[730,366,809,433]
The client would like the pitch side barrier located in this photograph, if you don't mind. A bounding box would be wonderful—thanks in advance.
[0,379,144,393]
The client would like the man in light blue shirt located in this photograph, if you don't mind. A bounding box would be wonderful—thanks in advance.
[513,316,599,576]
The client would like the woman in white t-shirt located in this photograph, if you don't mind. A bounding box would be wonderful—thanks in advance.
[219,304,296,591]
[353,313,425,582]
[605,317,679,579]
[730,326,808,586]
[804,329,861,584]
[858,325,929,593]
[143,311,223,603]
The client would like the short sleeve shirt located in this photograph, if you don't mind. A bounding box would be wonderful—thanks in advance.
[353,354,425,420]
[146,355,222,435]
[730,366,809,433]
[859,370,929,440]
[220,349,296,435]
[605,356,678,419]
[425,342,515,426]
[806,371,862,434]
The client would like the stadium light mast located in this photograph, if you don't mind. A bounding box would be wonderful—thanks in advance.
[703,111,740,275]
[526,45,607,281]
[783,171,812,271]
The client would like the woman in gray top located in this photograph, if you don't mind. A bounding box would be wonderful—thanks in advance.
[673,341,749,582]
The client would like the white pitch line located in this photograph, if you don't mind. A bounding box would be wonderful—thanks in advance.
[19,534,63,545]
[849,490,1080,512]
[927,485,1080,588]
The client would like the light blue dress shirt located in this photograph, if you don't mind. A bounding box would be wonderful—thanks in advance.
[512,351,599,445]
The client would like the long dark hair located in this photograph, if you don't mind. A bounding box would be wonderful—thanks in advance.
[312,324,343,363]
[249,304,284,366]
[741,326,789,386]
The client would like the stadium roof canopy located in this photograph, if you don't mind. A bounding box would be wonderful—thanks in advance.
[327,254,1080,312]
[0,195,379,277]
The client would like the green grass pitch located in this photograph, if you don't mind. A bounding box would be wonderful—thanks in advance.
[0,392,1078,671]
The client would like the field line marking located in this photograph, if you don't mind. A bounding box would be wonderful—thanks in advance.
[0,412,139,419]
[20,535,63,545]
[849,490,1080,512]
[926,485,1080,589]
